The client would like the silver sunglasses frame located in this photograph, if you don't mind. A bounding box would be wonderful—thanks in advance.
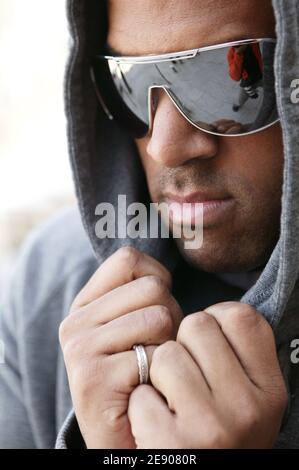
[92,38,279,137]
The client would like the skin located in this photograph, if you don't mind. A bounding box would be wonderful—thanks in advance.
[59,0,287,449]
[129,305,287,449]
[107,0,284,272]
[60,248,287,449]
[60,247,183,448]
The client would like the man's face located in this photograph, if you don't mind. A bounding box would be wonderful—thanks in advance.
[107,0,284,272]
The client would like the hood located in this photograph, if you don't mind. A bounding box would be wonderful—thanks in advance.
[64,0,299,329]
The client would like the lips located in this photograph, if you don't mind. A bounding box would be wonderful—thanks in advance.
[161,191,235,226]
[163,190,231,203]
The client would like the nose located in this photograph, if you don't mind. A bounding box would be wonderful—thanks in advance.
[146,88,218,168]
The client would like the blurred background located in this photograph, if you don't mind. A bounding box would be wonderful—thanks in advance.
[0,0,74,294]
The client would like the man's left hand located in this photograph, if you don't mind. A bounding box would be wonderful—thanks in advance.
[128,302,288,448]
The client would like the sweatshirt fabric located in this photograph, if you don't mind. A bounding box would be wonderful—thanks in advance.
[0,0,299,449]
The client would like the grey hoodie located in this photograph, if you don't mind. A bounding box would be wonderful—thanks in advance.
[0,0,299,449]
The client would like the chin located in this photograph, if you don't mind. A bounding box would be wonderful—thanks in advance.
[174,237,271,273]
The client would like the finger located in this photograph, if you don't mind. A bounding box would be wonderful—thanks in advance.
[177,312,251,395]
[128,385,174,448]
[150,341,211,417]
[90,305,176,354]
[203,302,282,390]
[104,347,157,393]
[71,247,172,310]
[72,275,182,330]
[79,347,156,449]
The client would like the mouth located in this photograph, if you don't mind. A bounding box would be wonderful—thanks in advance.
[162,191,235,226]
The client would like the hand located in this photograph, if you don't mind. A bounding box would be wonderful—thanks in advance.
[59,247,183,448]
[128,302,288,448]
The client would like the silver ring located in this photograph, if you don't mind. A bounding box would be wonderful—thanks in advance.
[133,344,149,384]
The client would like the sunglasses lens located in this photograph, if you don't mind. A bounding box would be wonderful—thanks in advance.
[95,40,278,137]
[166,41,278,135]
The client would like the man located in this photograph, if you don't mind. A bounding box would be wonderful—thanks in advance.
[229,43,263,111]
[0,0,299,449]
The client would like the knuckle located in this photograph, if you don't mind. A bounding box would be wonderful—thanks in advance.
[142,274,169,298]
[61,336,82,364]
[150,340,184,386]
[61,329,97,368]
[271,393,288,419]
[201,423,229,449]
[234,390,264,436]
[143,305,173,338]
[58,310,84,346]
[237,404,261,436]
[151,340,179,366]
[116,246,140,269]
[58,316,72,346]
[265,378,288,415]
[222,303,261,331]
[156,305,174,335]
[178,312,214,339]
[259,317,276,342]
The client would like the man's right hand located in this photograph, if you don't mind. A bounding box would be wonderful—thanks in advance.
[59,247,183,448]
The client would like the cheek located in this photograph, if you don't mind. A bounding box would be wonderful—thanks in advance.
[221,125,284,195]
[248,128,284,194]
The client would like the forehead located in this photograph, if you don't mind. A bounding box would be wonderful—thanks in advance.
[107,0,276,55]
